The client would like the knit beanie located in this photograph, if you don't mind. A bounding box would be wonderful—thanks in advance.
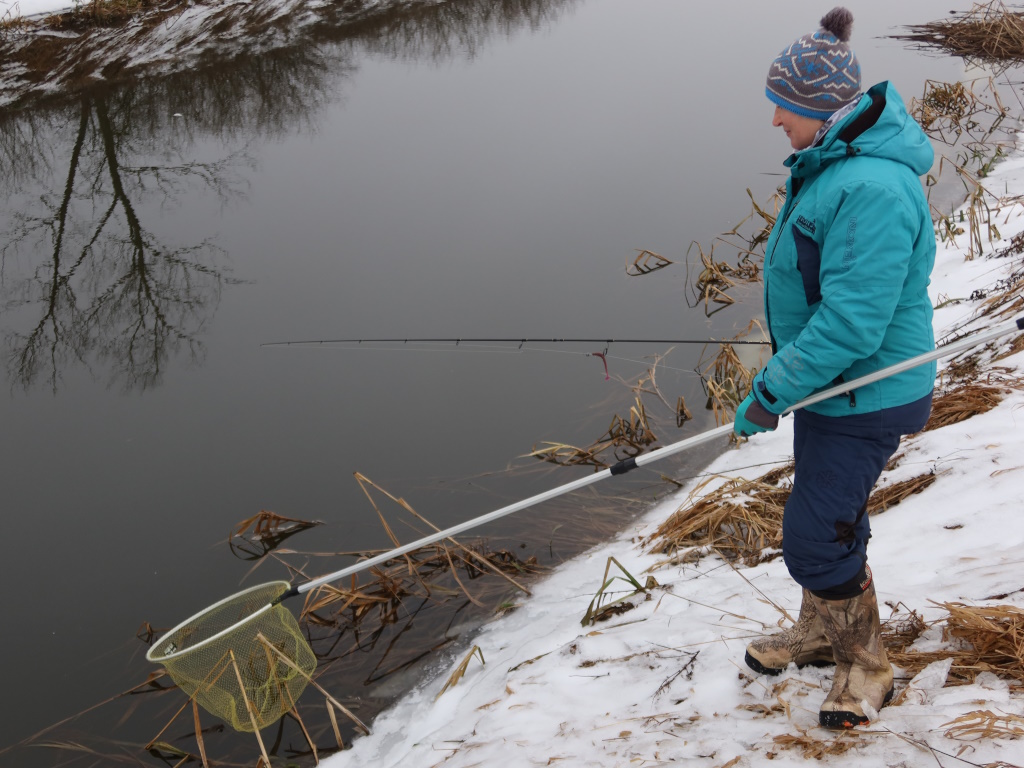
[766,7,862,120]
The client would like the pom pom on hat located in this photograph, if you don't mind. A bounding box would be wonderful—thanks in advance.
[820,7,853,42]
[766,7,862,120]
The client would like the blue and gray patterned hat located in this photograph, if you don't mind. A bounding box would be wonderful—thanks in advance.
[766,7,861,120]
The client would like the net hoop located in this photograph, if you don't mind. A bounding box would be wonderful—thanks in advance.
[145,581,290,664]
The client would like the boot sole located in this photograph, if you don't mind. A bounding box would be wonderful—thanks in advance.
[744,651,835,677]
[818,686,895,729]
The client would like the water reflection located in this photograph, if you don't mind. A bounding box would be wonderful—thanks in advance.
[345,0,581,61]
[0,0,583,396]
[1,92,243,392]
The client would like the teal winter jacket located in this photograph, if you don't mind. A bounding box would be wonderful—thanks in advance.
[757,81,936,417]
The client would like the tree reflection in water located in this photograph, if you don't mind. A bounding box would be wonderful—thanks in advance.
[0,37,352,392]
[1,91,245,392]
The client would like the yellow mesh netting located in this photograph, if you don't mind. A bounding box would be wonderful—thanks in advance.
[146,581,316,732]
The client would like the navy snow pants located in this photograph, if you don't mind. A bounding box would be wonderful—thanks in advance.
[782,393,932,596]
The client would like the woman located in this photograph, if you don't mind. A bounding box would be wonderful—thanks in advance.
[733,8,936,729]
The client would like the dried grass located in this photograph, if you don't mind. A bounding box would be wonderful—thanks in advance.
[581,557,657,626]
[41,0,160,30]
[692,320,768,428]
[626,249,674,276]
[681,187,779,316]
[436,646,485,700]
[685,241,761,317]
[720,187,785,259]
[526,349,708,470]
[923,380,1009,431]
[866,472,939,516]
[645,465,792,567]
[526,397,658,469]
[977,263,1024,321]
[943,709,1024,740]
[905,74,1017,259]
[229,509,322,560]
[896,1,1024,72]
[771,727,865,758]
[882,603,930,654]
[624,349,694,426]
[995,331,1024,361]
[700,342,755,427]
[888,602,1024,688]
[301,541,539,626]
[289,473,541,668]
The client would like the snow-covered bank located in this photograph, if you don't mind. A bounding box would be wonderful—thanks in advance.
[3,0,73,19]
[327,160,1024,766]
[0,0,442,109]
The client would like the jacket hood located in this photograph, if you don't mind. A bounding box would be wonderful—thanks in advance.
[785,81,934,178]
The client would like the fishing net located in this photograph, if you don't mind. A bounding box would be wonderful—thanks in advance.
[146,581,316,732]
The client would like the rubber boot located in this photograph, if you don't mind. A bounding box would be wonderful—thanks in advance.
[745,589,835,676]
[808,580,894,728]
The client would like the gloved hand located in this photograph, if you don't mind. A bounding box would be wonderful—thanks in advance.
[734,391,780,438]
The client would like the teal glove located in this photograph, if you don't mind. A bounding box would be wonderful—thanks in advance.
[734,392,780,438]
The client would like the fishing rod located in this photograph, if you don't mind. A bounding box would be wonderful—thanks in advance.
[261,336,770,348]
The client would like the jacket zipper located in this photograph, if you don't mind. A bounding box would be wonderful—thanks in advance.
[764,176,804,354]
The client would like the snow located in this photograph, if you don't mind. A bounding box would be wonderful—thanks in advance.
[2,0,74,19]
[323,158,1024,766]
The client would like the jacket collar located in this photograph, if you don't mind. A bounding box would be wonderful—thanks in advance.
[783,81,890,177]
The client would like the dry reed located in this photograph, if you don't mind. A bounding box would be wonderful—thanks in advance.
[626,249,674,276]
[41,0,159,30]
[896,1,1024,72]
[297,473,541,637]
[646,465,792,567]
[581,557,657,626]
[906,74,1016,259]
[866,472,938,516]
[978,259,1024,322]
[771,728,865,759]
[923,380,1008,431]
[229,509,322,560]
[686,241,760,316]
[682,186,779,316]
[699,341,759,427]
[436,646,485,700]
[943,709,1024,740]
[888,603,1024,689]
[881,603,930,654]
[526,397,658,469]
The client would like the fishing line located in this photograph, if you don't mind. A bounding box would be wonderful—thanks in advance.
[261,336,770,348]
[270,339,720,376]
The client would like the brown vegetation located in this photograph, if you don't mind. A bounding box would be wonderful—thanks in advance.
[888,603,1024,690]
[896,1,1024,72]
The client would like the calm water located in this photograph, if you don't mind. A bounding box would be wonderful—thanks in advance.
[0,0,971,764]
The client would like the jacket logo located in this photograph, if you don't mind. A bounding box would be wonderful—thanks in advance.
[795,215,816,234]
[842,217,858,270]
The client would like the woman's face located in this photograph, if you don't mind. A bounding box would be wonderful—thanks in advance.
[772,105,825,151]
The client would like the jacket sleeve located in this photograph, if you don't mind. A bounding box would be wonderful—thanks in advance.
[760,179,920,411]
